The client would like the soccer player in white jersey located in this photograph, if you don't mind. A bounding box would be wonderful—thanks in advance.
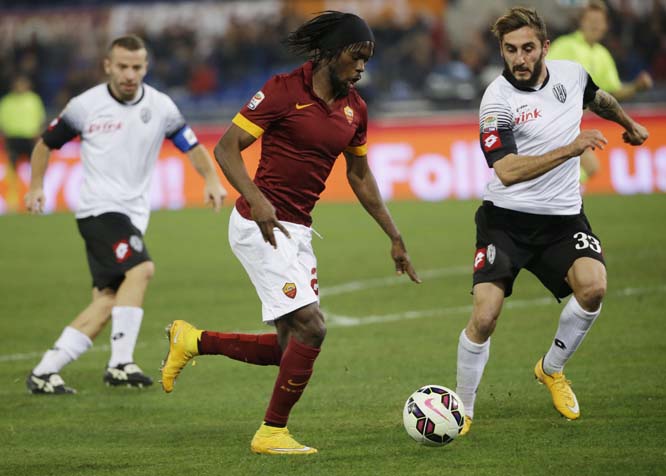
[24,35,227,394]
[455,7,648,435]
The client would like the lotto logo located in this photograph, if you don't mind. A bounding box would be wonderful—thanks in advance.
[473,248,486,271]
[113,240,132,263]
[482,132,501,152]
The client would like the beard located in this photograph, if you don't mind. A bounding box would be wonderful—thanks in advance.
[504,53,545,88]
[328,66,351,98]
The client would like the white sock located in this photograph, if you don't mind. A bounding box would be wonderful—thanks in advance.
[108,306,144,367]
[543,296,601,374]
[456,329,490,419]
[33,326,92,375]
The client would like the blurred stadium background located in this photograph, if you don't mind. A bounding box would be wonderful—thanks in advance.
[0,0,666,213]
[2,0,665,118]
[0,0,664,216]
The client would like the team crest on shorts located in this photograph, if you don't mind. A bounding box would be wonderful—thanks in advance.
[129,235,144,253]
[140,107,151,123]
[113,239,132,263]
[552,83,567,103]
[487,244,496,264]
[282,282,297,299]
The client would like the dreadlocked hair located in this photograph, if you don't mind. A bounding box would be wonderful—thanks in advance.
[284,10,374,64]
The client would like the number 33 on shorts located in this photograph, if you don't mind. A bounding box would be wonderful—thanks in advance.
[573,232,602,253]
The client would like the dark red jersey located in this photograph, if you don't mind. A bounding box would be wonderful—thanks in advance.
[232,61,368,226]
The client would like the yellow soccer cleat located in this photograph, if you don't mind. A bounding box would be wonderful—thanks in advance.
[534,357,580,420]
[160,320,202,393]
[250,423,318,455]
[460,416,472,436]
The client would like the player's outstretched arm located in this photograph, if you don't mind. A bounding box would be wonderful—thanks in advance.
[343,151,421,283]
[186,144,227,212]
[587,90,649,146]
[214,124,289,248]
[24,139,50,214]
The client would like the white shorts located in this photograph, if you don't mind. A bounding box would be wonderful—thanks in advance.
[228,207,319,324]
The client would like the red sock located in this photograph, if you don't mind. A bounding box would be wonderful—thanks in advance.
[264,338,320,426]
[198,332,282,366]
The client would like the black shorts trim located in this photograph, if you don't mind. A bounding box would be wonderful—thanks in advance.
[472,201,605,300]
[76,212,151,291]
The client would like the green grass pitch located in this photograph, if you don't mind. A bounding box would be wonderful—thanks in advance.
[0,194,665,476]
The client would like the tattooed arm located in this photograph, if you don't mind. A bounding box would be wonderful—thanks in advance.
[587,90,649,146]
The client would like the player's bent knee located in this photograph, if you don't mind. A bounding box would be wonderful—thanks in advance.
[578,282,606,311]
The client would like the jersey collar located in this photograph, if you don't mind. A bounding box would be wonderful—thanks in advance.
[502,67,550,92]
[106,83,145,105]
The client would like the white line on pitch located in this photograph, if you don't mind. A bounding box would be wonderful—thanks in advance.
[2,272,663,363]
[322,284,666,327]
[320,266,468,297]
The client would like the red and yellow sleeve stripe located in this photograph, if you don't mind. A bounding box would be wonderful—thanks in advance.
[232,113,265,139]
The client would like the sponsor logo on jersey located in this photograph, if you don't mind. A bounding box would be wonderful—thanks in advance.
[282,282,297,299]
[113,239,132,262]
[295,102,313,110]
[487,244,496,264]
[88,120,123,134]
[552,83,567,103]
[482,114,498,132]
[473,248,486,271]
[129,235,144,253]
[140,107,151,123]
[344,106,354,125]
[481,131,502,152]
[248,91,265,110]
[514,106,542,125]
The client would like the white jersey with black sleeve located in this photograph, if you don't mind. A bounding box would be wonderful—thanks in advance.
[42,83,199,233]
[479,60,599,215]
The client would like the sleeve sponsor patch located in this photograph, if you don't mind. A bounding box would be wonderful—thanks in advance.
[481,131,502,152]
[248,91,265,110]
[481,114,497,132]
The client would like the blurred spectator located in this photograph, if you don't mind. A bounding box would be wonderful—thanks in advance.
[548,0,653,181]
[0,75,45,212]
[0,0,663,120]
[549,0,653,101]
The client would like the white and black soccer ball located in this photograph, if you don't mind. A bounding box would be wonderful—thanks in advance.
[403,385,465,446]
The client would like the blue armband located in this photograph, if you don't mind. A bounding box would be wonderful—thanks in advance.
[170,125,199,152]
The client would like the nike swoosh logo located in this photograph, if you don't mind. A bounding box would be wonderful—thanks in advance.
[424,397,450,421]
[295,103,313,110]
[566,395,580,414]
[287,379,309,387]
[173,328,182,344]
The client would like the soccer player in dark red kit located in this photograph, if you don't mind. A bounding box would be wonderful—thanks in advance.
[160,11,420,455]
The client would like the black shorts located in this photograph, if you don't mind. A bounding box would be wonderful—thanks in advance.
[5,137,34,165]
[472,201,605,300]
[76,212,151,291]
